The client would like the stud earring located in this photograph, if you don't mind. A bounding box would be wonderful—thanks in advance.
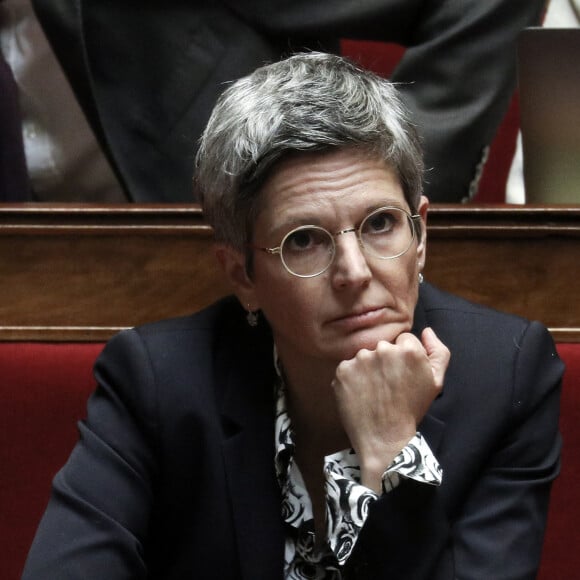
[418,272,424,284]
[246,308,259,327]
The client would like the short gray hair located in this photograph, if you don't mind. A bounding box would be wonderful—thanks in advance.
[195,51,423,251]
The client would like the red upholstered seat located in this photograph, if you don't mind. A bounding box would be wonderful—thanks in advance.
[0,341,577,579]
[0,342,104,580]
[538,343,580,579]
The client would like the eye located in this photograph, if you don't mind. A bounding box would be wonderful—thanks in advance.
[283,227,330,253]
[363,209,398,235]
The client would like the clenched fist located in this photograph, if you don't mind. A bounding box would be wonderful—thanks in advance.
[331,327,450,492]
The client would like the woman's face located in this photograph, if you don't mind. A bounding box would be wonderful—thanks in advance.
[223,148,428,368]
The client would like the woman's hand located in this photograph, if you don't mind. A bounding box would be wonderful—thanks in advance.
[331,327,450,493]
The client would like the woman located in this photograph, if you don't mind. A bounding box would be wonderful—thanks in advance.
[23,53,563,579]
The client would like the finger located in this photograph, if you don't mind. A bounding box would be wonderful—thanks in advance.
[393,332,423,349]
[421,327,450,387]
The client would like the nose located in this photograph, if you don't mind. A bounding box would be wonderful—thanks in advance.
[331,230,372,288]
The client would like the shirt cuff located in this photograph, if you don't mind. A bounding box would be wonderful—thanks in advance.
[381,432,443,493]
[323,433,442,565]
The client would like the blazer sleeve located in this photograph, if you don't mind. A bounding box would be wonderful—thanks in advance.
[22,328,160,579]
[343,320,563,579]
[449,320,563,578]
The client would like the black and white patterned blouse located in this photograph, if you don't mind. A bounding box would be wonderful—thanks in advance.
[273,370,442,579]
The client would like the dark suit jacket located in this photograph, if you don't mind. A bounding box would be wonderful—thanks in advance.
[31,0,545,203]
[22,283,563,579]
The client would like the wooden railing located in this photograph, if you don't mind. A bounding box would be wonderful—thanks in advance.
[1,204,579,342]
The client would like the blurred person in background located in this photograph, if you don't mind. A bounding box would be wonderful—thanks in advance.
[2,0,546,203]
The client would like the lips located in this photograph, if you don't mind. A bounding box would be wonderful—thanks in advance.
[328,306,388,331]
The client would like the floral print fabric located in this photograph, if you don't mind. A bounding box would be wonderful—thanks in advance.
[274,376,442,579]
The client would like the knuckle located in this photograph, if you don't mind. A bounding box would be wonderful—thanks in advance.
[375,340,391,354]
[335,358,357,382]
[353,347,374,365]
[357,346,374,358]
[334,360,349,380]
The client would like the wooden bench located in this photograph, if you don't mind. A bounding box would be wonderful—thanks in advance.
[0,203,578,342]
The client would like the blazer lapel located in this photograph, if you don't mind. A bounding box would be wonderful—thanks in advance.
[419,412,445,457]
[413,285,447,454]
[220,336,285,580]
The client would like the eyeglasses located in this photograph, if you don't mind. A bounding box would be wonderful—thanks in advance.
[255,206,421,278]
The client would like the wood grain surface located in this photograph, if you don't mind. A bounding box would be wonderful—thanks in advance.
[1,204,578,341]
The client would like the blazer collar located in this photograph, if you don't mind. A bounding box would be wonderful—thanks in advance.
[413,286,447,453]
[412,287,429,340]
[219,327,285,580]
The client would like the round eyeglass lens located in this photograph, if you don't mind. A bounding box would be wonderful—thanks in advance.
[359,207,415,259]
[280,226,335,277]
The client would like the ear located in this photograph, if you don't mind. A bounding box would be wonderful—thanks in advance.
[416,195,429,271]
[214,244,259,310]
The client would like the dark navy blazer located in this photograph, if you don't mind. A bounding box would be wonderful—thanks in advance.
[23,283,563,579]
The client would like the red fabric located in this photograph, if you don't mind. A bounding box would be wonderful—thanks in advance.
[472,94,520,203]
[340,39,406,79]
[0,342,104,580]
[538,343,580,580]
[1,340,577,579]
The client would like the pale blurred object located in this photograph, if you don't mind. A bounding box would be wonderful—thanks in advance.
[506,0,580,203]
[0,0,126,201]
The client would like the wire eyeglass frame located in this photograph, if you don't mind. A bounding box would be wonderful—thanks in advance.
[255,206,422,278]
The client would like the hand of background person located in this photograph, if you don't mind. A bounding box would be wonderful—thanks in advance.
[331,327,450,493]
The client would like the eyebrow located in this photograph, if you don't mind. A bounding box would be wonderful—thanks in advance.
[267,199,410,239]
[365,200,408,213]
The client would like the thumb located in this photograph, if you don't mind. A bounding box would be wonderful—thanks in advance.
[421,327,450,388]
